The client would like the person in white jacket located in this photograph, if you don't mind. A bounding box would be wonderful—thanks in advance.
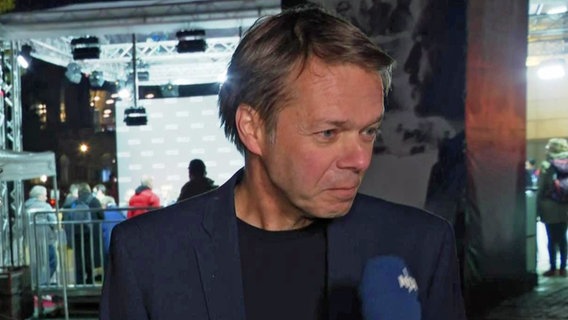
[24,185,57,285]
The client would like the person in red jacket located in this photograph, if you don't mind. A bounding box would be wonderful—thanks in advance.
[127,176,160,219]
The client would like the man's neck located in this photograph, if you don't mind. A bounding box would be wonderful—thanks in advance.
[234,169,313,231]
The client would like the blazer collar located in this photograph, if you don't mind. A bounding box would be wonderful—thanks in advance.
[326,196,367,319]
[194,169,246,320]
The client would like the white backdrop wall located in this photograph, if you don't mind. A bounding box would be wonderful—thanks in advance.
[115,95,244,207]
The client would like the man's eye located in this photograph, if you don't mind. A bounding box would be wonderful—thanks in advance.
[363,127,380,137]
[319,129,336,139]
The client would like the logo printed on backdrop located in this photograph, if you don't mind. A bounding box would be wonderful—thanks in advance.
[116,95,244,206]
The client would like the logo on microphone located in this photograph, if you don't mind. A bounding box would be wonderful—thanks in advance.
[398,268,418,293]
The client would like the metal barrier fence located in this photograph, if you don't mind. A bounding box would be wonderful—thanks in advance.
[29,206,159,319]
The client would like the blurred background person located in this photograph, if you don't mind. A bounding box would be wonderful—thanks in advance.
[63,182,103,284]
[525,158,539,189]
[127,176,160,218]
[61,183,79,209]
[25,185,57,286]
[537,138,568,277]
[93,183,108,204]
[177,159,217,201]
[100,196,125,272]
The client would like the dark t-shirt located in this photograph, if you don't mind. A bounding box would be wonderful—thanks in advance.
[238,218,327,320]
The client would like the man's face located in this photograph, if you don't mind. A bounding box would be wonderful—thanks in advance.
[259,59,384,219]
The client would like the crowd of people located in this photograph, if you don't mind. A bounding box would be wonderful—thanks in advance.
[24,158,215,288]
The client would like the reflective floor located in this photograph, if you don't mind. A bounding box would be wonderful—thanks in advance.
[473,222,568,320]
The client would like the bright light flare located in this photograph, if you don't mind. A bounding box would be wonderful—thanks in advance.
[79,143,89,153]
[537,61,566,80]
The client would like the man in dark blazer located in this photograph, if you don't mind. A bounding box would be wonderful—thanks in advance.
[100,4,465,320]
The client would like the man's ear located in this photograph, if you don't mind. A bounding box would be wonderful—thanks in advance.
[235,104,265,156]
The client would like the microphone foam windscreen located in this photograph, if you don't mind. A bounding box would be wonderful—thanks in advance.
[359,256,421,320]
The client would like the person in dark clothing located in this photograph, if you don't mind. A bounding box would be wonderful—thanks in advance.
[68,182,103,284]
[526,158,538,188]
[177,159,217,201]
[537,138,568,277]
[61,183,79,209]
[99,196,125,273]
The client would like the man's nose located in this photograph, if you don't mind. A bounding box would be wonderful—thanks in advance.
[337,138,372,172]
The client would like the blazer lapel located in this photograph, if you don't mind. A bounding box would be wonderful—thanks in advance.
[326,201,367,320]
[193,172,246,320]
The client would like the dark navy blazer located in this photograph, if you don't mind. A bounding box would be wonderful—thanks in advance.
[99,170,466,320]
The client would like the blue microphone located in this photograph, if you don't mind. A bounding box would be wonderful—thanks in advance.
[359,256,421,320]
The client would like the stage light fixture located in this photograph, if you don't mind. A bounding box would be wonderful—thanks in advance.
[124,33,148,126]
[17,44,32,69]
[124,106,148,126]
[89,71,105,87]
[137,70,150,82]
[160,83,179,97]
[71,36,101,60]
[129,70,150,82]
[176,29,207,53]
[127,60,150,82]
[90,71,104,87]
[176,29,205,39]
[65,62,83,84]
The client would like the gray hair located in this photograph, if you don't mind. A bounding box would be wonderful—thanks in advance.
[29,185,47,199]
[140,176,153,188]
[69,183,79,196]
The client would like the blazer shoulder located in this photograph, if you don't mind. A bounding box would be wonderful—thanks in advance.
[114,188,225,243]
[351,193,453,231]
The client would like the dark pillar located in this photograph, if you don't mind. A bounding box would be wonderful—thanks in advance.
[464,0,535,315]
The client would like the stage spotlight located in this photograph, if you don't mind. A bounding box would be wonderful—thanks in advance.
[129,70,150,82]
[65,62,82,84]
[127,60,150,82]
[89,71,105,87]
[137,70,150,82]
[176,29,207,53]
[160,83,179,97]
[124,106,148,126]
[176,40,207,53]
[71,36,101,60]
[17,44,32,69]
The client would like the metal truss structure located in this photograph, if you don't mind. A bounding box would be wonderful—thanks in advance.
[0,0,280,40]
[0,0,280,86]
[528,1,568,65]
[30,36,241,86]
[528,11,568,57]
[0,41,25,267]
